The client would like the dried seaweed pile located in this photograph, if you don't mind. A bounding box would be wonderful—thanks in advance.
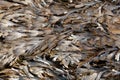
[0,0,120,80]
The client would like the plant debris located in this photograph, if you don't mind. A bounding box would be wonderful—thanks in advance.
[0,0,120,80]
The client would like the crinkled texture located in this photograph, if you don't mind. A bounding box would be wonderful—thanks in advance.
[0,0,120,80]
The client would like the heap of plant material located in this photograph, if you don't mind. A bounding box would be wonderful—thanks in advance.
[0,0,120,80]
